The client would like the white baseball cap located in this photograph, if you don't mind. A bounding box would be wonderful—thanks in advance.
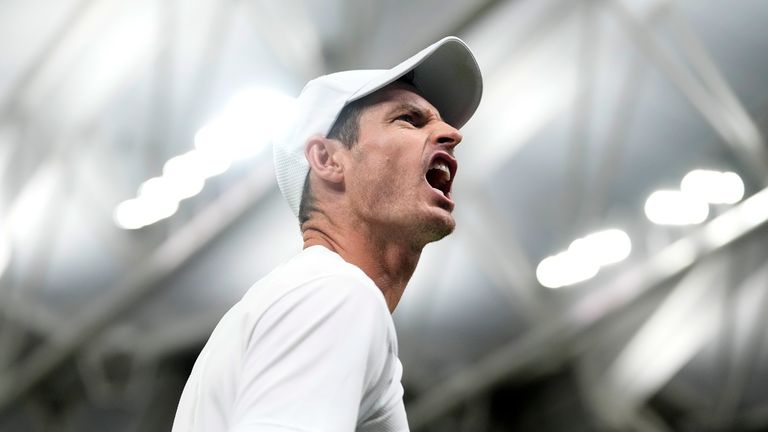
[273,36,483,217]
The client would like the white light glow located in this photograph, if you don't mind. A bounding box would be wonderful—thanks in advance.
[461,41,577,180]
[537,228,633,289]
[137,195,179,225]
[0,226,10,278]
[114,183,181,229]
[194,148,232,179]
[164,148,231,181]
[163,151,204,179]
[138,177,177,202]
[194,87,297,161]
[8,164,57,243]
[741,188,768,226]
[136,177,181,224]
[114,196,179,230]
[115,86,297,230]
[536,251,600,289]
[162,152,206,199]
[113,198,147,230]
[645,190,710,225]
[569,229,632,266]
[54,2,157,126]
[681,169,744,205]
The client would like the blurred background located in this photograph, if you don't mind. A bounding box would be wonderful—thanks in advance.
[1,0,768,430]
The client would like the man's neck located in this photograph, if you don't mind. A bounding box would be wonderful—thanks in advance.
[302,220,421,312]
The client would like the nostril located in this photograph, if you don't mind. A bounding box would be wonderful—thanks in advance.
[433,122,462,148]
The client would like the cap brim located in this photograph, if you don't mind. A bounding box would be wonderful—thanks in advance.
[350,36,483,129]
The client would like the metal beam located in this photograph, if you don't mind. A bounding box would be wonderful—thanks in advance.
[408,183,768,430]
[604,0,768,185]
[712,262,768,427]
[0,158,72,370]
[563,0,598,233]
[590,258,726,429]
[456,188,543,324]
[0,0,99,124]
[175,0,237,144]
[0,299,62,344]
[0,160,277,411]
[664,3,767,177]
[245,0,326,79]
[588,47,649,223]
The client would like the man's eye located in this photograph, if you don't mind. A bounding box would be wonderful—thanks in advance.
[396,114,417,125]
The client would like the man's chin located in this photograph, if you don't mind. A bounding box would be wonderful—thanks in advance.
[427,223,455,244]
[414,211,456,245]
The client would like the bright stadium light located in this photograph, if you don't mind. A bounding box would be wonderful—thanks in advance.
[115,86,297,230]
[137,196,179,226]
[536,250,600,289]
[113,194,180,230]
[569,228,632,266]
[681,169,744,205]
[162,152,206,200]
[194,87,297,161]
[537,228,633,289]
[138,177,178,202]
[163,149,228,183]
[113,198,147,230]
[645,190,710,225]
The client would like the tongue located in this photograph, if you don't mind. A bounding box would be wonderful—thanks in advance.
[426,169,446,192]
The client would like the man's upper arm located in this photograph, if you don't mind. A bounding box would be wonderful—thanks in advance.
[230,274,391,431]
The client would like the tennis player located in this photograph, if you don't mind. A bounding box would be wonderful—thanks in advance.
[172,36,483,432]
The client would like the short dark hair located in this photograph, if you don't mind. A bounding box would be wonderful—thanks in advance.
[298,74,417,225]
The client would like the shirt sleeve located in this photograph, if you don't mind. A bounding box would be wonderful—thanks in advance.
[229,273,395,432]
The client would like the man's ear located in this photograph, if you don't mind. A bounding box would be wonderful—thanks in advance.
[305,135,345,184]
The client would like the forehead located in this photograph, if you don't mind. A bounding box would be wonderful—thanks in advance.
[364,82,441,117]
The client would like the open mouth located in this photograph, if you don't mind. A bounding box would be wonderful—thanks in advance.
[425,152,457,199]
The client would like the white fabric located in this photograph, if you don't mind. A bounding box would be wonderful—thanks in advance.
[172,246,409,432]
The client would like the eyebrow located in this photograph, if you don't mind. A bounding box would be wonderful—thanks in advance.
[391,101,443,122]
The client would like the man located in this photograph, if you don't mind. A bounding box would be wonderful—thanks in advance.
[172,36,482,432]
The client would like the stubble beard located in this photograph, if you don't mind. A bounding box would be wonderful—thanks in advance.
[357,176,456,250]
[357,199,456,252]
[386,204,456,252]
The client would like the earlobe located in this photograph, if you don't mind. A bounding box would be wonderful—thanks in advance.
[305,136,345,184]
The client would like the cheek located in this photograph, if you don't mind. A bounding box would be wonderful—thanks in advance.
[351,159,404,210]
[351,134,426,202]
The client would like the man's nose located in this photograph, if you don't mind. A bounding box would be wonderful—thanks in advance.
[433,121,463,151]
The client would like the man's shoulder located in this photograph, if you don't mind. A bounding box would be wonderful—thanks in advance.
[270,245,374,288]
[241,246,384,314]
[233,246,392,349]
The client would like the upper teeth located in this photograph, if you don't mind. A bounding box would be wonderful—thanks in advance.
[430,161,451,181]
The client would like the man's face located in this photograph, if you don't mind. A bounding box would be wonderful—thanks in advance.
[343,84,463,247]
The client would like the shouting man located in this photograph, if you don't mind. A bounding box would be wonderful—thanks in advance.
[172,36,483,432]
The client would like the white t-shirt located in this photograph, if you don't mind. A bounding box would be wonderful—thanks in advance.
[172,246,409,432]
